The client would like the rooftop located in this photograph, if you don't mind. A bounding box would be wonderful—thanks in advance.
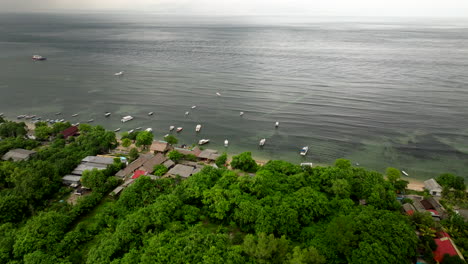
[167,164,195,178]
[2,148,36,161]
[424,178,442,191]
[82,156,115,165]
[150,141,171,153]
[198,149,220,160]
[141,153,167,172]
[61,126,79,139]
[115,154,152,178]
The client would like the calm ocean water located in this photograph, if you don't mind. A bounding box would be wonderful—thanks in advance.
[0,13,467,180]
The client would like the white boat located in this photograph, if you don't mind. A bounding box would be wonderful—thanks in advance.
[148,112,153,116]
[275,121,279,128]
[198,139,210,145]
[87,119,94,123]
[135,127,142,130]
[402,170,409,176]
[17,115,25,119]
[59,119,65,122]
[224,139,229,147]
[169,126,175,131]
[55,112,61,115]
[176,127,183,132]
[300,146,309,156]
[216,92,221,96]
[121,115,134,122]
[114,128,121,132]
[191,105,197,109]
[195,124,202,132]
[72,123,80,126]
[105,112,111,117]
[128,129,134,133]
[32,55,46,61]
[114,71,124,76]
[259,138,266,146]
[185,111,189,115]
[145,128,152,132]
[240,112,244,116]
[72,113,79,117]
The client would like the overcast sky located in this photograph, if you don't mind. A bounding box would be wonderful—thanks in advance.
[2,0,468,17]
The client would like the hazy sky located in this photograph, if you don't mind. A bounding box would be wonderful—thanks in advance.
[2,0,468,17]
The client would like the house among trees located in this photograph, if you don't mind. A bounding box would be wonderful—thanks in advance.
[139,153,167,172]
[167,164,195,178]
[62,175,81,187]
[115,154,152,178]
[63,156,116,187]
[150,141,171,153]
[60,126,79,139]
[1,148,36,161]
[198,149,220,161]
[424,178,443,196]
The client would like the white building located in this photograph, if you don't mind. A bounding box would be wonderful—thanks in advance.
[424,178,443,196]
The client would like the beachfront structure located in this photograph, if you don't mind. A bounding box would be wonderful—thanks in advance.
[2,148,36,162]
[198,149,220,161]
[61,126,79,139]
[167,164,195,178]
[424,178,443,196]
[139,153,167,172]
[71,156,115,176]
[150,141,171,153]
[115,154,152,178]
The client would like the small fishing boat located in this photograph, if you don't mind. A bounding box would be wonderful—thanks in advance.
[259,138,266,146]
[17,115,25,119]
[72,123,80,126]
[87,119,94,123]
[216,92,221,96]
[121,116,133,122]
[55,112,61,115]
[114,71,124,76]
[176,127,183,132]
[195,124,202,132]
[135,127,142,130]
[105,112,111,117]
[275,121,279,128]
[169,126,175,131]
[224,139,229,147]
[402,170,409,176]
[32,55,46,61]
[72,113,79,117]
[148,112,153,116]
[59,119,65,122]
[128,129,134,133]
[114,128,121,132]
[185,111,189,115]
[198,139,210,145]
[192,105,197,109]
[145,128,152,132]
[240,111,244,116]
[300,146,309,156]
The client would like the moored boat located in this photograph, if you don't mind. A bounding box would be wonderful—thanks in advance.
[259,138,266,146]
[275,121,279,128]
[216,92,221,96]
[114,71,124,76]
[169,126,175,131]
[224,139,229,147]
[145,128,153,132]
[176,127,183,132]
[72,113,79,117]
[135,127,142,130]
[195,124,201,132]
[114,128,121,132]
[32,55,46,61]
[105,112,111,117]
[402,170,409,176]
[55,112,61,115]
[87,119,94,123]
[192,105,197,109]
[185,111,189,115]
[128,129,134,133]
[300,146,309,156]
[240,111,244,116]
[148,112,153,116]
[121,116,134,122]
[198,139,210,145]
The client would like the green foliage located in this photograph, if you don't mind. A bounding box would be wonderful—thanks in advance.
[0,121,27,138]
[128,148,139,162]
[0,137,39,156]
[334,158,351,170]
[135,131,153,149]
[441,254,466,264]
[243,233,290,263]
[184,153,197,161]
[34,125,52,141]
[215,152,228,167]
[81,168,109,190]
[168,150,184,163]
[231,152,258,172]
[51,122,71,135]
[153,164,168,176]
[164,135,178,145]
[122,138,132,148]
[78,123,92,134]
[386,167,401,183]
[287,246,326,264]
[437,173,466,191]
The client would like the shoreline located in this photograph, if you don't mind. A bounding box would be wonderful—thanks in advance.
[3,117,427,191]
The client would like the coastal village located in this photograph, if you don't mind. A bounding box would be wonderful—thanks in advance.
[0,116,467,264]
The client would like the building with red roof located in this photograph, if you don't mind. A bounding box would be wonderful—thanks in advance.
[61,126,79,139]
[433,237,461,263]
[131,170,148,179]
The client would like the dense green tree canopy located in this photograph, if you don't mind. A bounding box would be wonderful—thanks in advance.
[231,152,258,172]
[136,131,153,149]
